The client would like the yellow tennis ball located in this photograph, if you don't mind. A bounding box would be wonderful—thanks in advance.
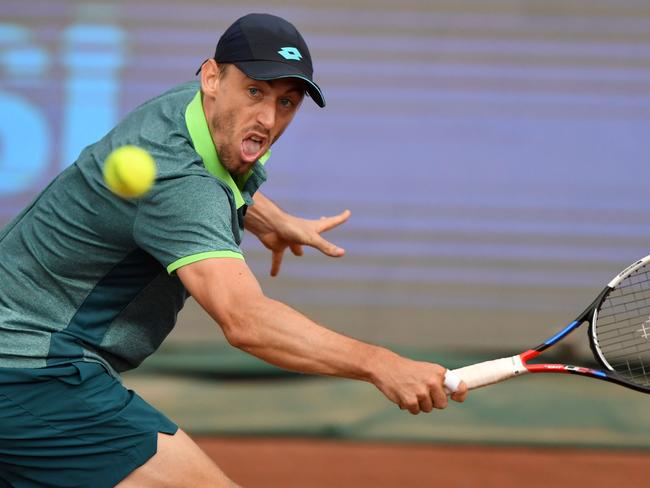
[103,145,156,198]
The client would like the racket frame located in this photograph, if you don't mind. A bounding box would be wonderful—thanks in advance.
[519,287,610,378]
[451,256,650,394]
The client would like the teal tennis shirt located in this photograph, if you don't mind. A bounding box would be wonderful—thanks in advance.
[0,81,268,376]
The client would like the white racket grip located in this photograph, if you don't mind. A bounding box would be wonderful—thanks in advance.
[443,370,462,394]
[449,355,528,390]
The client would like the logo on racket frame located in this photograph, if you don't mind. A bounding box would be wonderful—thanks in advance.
[638,317,650,340]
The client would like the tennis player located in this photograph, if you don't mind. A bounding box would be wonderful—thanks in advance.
[0,13,467,487]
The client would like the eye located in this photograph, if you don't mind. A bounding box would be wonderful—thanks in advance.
[279,98,294,108]
[248,87,261,98]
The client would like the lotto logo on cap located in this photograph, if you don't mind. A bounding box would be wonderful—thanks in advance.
[278,47,302,61]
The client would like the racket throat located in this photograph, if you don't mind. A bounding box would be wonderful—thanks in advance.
[520,349,541,363]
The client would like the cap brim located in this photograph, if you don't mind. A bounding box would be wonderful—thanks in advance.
[234,60,325,108]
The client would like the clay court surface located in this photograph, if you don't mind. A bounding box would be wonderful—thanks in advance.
[127,356,650,488]
[196,437,650,488]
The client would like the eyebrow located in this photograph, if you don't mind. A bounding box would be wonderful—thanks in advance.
[264,79,306,96]
[284,88,304,97]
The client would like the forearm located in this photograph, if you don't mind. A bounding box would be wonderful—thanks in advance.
[241,298,391,381]
[244,192,285,237]
[211,292,387,382]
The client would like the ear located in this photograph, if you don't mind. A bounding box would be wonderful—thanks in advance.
[200,59,221,98]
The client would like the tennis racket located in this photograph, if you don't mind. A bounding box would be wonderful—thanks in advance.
[443,255,650,394]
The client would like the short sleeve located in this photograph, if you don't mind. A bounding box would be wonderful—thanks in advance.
[133,174,244,274]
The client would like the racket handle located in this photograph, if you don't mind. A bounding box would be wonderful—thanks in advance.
[449,355,528,390]
[443,370,462,393]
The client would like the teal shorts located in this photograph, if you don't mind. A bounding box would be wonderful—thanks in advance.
[0,362,177,487]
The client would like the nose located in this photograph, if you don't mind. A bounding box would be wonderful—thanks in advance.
[257,98,276,131]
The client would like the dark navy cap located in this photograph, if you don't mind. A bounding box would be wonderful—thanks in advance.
[200,13,325,107]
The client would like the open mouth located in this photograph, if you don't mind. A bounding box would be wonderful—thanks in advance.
[241,133,267,163]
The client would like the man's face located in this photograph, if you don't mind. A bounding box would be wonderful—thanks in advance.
[202,62,305,176]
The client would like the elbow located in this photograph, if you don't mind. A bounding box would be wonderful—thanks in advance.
[222,325,251,350]
[219,312,259,351]
[211,293,268,352]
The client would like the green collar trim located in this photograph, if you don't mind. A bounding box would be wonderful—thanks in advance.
[259,151,271,165]
[186,90,273,209]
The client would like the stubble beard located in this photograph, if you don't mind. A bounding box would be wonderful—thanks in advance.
[210,109,248,176]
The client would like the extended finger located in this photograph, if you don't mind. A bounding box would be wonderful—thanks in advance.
[290,244,303,256]
[315,209,351,233]
[270,250,284,277]
[310,234,345,257]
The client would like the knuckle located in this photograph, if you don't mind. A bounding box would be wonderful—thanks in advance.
[425,378,439,390]
[403,397,418,411]
[434,399,449,410]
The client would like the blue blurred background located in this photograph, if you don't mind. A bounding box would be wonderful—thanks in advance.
[2,2,650,450]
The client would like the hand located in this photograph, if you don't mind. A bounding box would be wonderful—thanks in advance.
[371,350,468,414]
[257,209,351,276]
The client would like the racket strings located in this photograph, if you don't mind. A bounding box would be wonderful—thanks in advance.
[595,266,650,387]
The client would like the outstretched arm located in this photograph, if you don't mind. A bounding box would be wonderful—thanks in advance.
[244,192,350,276]
[177,257,467,413]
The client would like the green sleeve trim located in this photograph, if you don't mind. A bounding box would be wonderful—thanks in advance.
[166,250,244,275]
[184,91,246,209]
